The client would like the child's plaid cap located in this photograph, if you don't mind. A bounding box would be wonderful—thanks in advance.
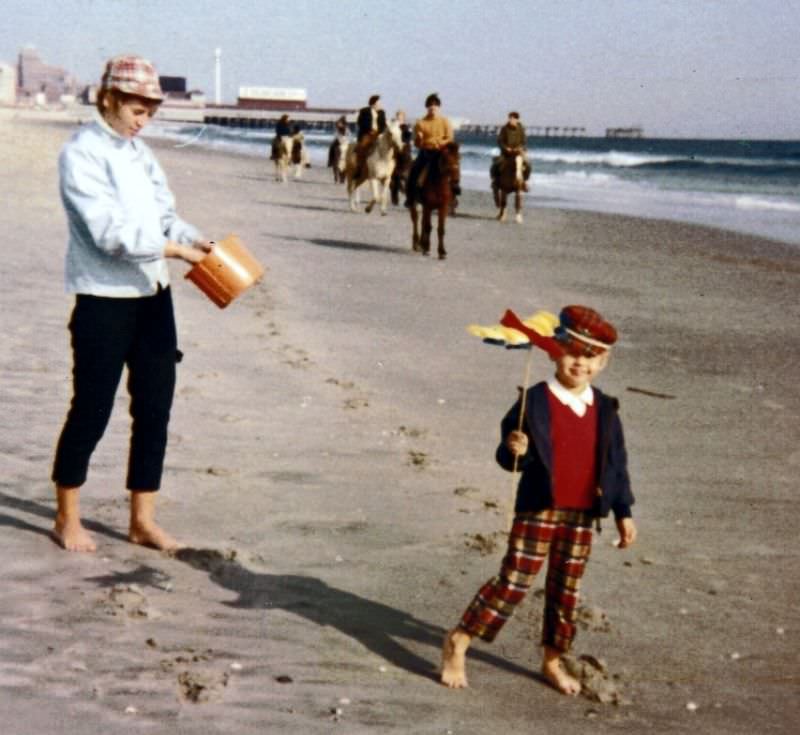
[554,305,618,357]
[101,55,163,101]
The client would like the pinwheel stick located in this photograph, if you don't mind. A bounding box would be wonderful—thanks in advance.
[508,345,534,530]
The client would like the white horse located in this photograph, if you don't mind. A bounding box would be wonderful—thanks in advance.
[272,136,292,183]
[345,124,402,215]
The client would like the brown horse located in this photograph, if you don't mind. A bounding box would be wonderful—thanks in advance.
[492,153,528,223]
[409,143,461,260]
[390,140,412,205]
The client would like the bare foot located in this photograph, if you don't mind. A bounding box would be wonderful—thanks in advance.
[542,654,582,696]
[129,521,183,551]
[52,518,97,552]
[440,628,471,688]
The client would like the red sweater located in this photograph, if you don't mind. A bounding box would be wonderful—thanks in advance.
[548,391,598,510]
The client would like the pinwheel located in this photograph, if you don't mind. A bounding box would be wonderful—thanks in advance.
[467,308,563,525]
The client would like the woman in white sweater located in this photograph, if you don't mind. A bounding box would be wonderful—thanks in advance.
[52,55,211,552]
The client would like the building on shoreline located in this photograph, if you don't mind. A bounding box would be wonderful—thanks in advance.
[0,62,16,105]
[17,46,75,103]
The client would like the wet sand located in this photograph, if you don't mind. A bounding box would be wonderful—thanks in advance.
[1,109,798,734]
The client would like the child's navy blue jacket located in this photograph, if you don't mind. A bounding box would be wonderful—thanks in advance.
[495,381,634,522]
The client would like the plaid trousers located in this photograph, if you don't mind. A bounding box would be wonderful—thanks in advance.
[459,509,593,653]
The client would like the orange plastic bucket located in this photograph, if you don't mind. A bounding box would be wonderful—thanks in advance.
[185,234,265,308]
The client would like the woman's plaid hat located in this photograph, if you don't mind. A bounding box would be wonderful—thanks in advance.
[100,55,163,101]
[554,305,618,357]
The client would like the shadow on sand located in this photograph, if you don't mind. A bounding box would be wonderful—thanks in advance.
[276,234,410,256]
[0,489,128,545]
[170,547,536,684]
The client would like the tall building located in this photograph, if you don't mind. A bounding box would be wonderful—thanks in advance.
[0,62,16,105]
[17,46,73,102]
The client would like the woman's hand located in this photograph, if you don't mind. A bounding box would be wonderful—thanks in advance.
[164,240,212,265]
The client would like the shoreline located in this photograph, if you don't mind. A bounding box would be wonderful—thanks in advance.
[2,113,799,734]
[6,106,798,249]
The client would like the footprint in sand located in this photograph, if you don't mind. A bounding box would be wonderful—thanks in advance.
[101,584,161,620]
[407,450,430,469]
[576,604,611,632]
[343,397,370,410]
[463,530,505,555]
[177,669,229,703]
[561,654,632,705]
[282,346,313,369]
[395,425,428,439]
[326,377,356,390]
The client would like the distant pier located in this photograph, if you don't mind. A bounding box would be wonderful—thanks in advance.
[158,105,641,140]
[458,124,588,138]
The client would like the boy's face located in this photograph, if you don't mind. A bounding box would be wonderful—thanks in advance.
[103,96,159,139]
[552,350,610,392]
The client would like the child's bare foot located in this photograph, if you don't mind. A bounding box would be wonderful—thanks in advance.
[542,649,581,696]
[128,520,182,551]
[52,518,97,552]
[440,628,471,688]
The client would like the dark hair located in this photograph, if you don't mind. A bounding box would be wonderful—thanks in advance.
[425,93,441,107]
[96,87,161,116]
[368,94,380,106]
[508,111,520,119]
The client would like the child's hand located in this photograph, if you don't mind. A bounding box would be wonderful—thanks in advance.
[615,517,637,549]
[506,430,529,457]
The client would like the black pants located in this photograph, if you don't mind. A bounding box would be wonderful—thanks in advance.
[52,287,179,491]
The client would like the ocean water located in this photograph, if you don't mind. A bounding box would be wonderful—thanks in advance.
[145,121,800,247]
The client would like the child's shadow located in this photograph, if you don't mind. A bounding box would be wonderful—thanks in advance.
[173,547,534,683]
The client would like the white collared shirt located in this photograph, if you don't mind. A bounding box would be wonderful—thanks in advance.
[547,378,595,418]
[58,113,202,297]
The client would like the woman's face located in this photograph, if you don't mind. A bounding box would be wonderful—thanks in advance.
[103,96,159,139]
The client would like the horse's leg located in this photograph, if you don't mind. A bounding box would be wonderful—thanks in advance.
[497,189,507,221]
[514,189,523,224]
[347,177,359,212]
[365,176,379,214]
[379,177,390,215]
[410,204,421,251]
[437,204,447,260]
[421,205,432,255]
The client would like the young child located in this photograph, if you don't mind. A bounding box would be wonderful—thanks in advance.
[51,55,211,552]
[441,305,637,695]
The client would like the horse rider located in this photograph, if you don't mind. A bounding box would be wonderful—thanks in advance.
[492,111,531,190]
[405,92,460,208]
[271,113,292,161]
[354,94,387,178]
[328,115,351,171]
[392,109,414,147]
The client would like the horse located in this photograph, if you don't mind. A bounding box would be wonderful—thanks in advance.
[291,135,310,179]
[327,137,350,184]
[492,153,528,223]
[271,136,292,183]
[409,142,461,260]
[344,124,402,215]
[390,140,412,205]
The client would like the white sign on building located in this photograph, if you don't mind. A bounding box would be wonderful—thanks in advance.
[238,86,307,102]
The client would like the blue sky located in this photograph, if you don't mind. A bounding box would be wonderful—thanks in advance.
[2,0,799,138]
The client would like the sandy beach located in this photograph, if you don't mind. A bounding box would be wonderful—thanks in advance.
[1,109,798,734]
